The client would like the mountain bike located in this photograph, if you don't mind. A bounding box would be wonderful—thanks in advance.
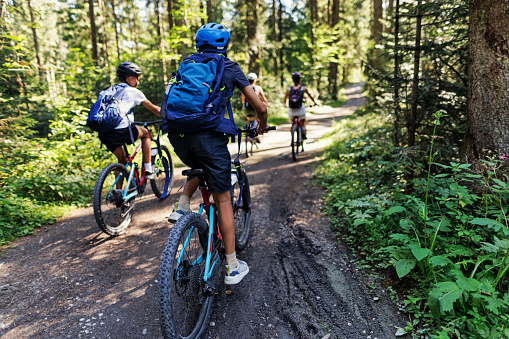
[244,119,259,158]
[158,125,274,339]
[291,116,305,161]
[92,120,174,236]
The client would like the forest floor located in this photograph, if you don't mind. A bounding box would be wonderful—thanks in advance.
[0,83,408,339]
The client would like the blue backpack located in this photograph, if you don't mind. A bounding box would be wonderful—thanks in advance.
[161,53,239,137]
[87,85,126,133]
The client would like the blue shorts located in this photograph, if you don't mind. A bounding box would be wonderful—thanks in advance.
[168,132,231,193]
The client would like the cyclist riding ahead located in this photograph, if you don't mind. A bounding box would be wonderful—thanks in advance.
[241,72,268,141]
[98,62,161,180]
[283,71,317,140]
[165,23,268,285]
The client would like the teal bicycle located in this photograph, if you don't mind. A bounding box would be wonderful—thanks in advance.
[158,125,274,338]
[92,120,174,236]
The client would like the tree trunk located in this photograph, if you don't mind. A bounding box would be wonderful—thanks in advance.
[167,0,174,31]
[27,0,41,71]
[278,0,284,86]
[200,0,205,25]
[155,0,167,84]
[246,0,260,74]
[98,0,109,67]
[130,0,139,56]
[407,0,422,148]
[328,0,339,99]
[206,0,213,22]
[372,0,383,44]
[88,0,99,62]
[393,0,400,146]
[111,0,121,60]
[309,0,316,86]
[272,0,277,76]
[465,0,509,160]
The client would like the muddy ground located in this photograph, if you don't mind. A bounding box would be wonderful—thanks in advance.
[0,83,407,339]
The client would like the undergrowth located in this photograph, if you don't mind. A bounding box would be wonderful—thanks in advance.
[317,108,509,338]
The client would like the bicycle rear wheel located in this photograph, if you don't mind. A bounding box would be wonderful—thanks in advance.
[92,163,136,236]
[231,168,251,251]
[291,124,300,161]
[151,145,174,199]
[159,213,212,339]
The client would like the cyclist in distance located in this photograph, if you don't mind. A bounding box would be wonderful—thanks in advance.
[98,62,161,179]
[283,71,317,140]
[241,72,268,142]
[167,23,268,285]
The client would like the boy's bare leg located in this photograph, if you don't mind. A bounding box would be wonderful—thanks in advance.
[212,190,235,255]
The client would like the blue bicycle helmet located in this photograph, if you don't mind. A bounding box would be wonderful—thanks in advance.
[195,23,231,53]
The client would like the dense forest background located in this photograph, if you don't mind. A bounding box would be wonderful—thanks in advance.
[1,0,509,337]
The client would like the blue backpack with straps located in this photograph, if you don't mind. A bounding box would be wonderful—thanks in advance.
[160,53,239,138]
[87,85,126,133]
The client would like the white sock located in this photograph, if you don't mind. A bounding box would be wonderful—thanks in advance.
[178,195,191,211]
[226,252,238,268]
[144,162,152,172]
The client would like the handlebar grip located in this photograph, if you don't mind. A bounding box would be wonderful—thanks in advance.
[266,126,276,131]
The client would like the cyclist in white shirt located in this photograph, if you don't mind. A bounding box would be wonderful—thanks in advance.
[98,62,161,178]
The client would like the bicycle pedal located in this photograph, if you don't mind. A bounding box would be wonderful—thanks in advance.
[203,286,218,296]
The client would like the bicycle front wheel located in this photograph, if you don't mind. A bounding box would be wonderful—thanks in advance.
[151,145,174,199]
[159,213,212,339]
[92,163,136,236]
[231,168,251,251]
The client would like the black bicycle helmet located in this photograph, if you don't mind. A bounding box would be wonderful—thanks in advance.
[117,62,142,81]
[291,71,302,79]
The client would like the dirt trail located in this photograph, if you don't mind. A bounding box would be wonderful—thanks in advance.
[0,83,406,339]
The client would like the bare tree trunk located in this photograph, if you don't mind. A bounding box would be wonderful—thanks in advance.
[167,0,174,31]
[200,0,205,25]
[155,0,167,84]
[393,0,401,146]
[407,0,422,148]
[27,0,41,71]
[309,0,316,86]
[278,0,284,86]
[328,0,339,99]
[272,0,278,76]
[372,0,383,44]
[246,0,260,74]
[88,0,99,62]
[465,0,509,160]
[98,0,109,67]
[206,0,213,22]
[110,0,121,60]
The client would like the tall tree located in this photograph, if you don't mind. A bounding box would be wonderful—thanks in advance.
[167,0,174,31]
[272,0,277,75]
[246,0,260,74]
[206,0,213,22]
[407,0,422,148]
[88,0,99,62]
[27,0,41,71]
[328,0,339,99]
[372,0,383,44]
[465,0,509,160]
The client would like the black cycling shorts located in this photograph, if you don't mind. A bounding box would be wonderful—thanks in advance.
[168,131,231,193]
[98,125,139,153]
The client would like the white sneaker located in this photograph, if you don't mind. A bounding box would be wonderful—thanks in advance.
[167,202,191,223]
[224,260,249,285]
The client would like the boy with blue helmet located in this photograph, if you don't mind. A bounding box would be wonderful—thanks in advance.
[168,23,268,285]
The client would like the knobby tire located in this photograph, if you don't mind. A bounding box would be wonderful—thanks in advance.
[92,163,136,236]
[230,169,251,251]
[158,213,212,339]
[151,145,174,199]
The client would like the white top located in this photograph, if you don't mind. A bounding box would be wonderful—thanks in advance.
[114,83,147,129]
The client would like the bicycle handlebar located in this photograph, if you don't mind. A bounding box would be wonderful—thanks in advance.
[241,125,276,138]
[133,120,163,127]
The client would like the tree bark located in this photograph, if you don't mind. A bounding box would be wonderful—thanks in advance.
[206,0,213,22]
[393,0,401,146]
[27,0,41,71]
[246,0,260,74]
[155,0,167,84]
[167,0,174,31]
[98,0,109,67]
[407,0,422,148]
[272,0,278,76]
[372,0,383,44]
[111,0,121,60]
[465,0,509,160]
[88,0,99,62]
[328,0,339,99]
[200,0,205,25]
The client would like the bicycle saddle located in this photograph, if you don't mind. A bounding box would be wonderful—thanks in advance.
[182,169,206,177]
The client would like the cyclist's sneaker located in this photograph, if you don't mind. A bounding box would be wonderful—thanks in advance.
[168,202,190,223]
[302,133,307,140]
[224,260,249,285]
[145,170,156,180]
